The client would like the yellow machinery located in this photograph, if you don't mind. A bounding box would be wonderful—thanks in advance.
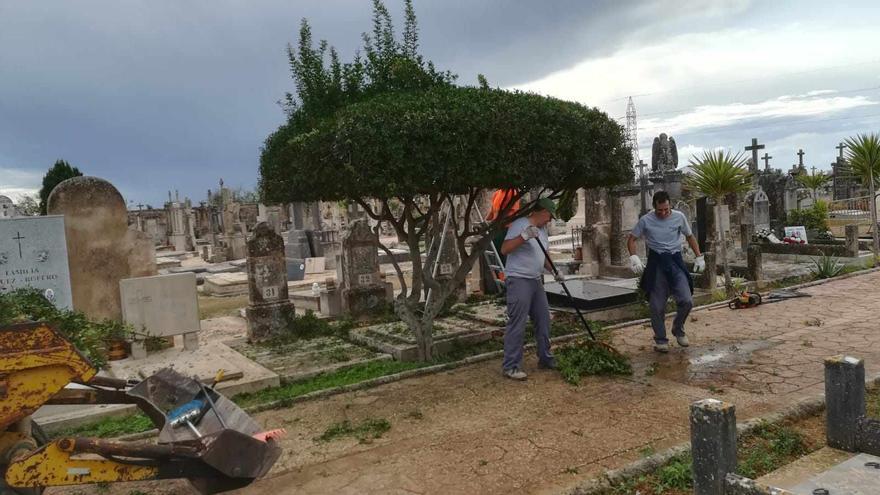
[1,322,282,494]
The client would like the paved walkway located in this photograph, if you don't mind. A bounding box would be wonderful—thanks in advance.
[235,271,880,495]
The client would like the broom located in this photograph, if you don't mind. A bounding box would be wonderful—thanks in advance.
[534,238,626,359]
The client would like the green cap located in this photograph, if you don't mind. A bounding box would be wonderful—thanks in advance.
[536,197,556,218]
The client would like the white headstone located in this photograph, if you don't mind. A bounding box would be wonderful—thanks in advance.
[120,272,200,341]
[0,216,73,309]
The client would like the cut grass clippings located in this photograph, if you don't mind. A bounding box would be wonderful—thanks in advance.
[555,342,632,385]
[316,418,391,444]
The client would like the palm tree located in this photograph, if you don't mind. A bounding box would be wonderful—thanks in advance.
[795,169,830,206]
[686,150,752,294]
[844,133,880,258]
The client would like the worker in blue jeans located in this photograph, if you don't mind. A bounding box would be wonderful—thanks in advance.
[627,191,705,353]
[499,198,563,380]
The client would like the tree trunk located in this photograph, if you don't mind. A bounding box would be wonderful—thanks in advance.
[395,298,434,361]
[715,200,733,295]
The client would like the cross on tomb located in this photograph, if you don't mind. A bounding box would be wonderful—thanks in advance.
[797,149,805,168]
[744,138,765,172]
[836,142,847,159]
[637,159,649,215]
[761,152,772,171]
[811,166,817,176]
[12,231,25,259]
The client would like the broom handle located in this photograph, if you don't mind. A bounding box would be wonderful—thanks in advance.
[535,237,597,341]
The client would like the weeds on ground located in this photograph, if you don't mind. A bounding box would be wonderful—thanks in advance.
[316,418,391,443]
[50,413,154,439]
[600,421,815,495]
[811,255,844,279]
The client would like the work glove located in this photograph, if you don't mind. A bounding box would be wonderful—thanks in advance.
[520,225,540,241]
[629,254,645,275]
[554,272,566,283]
[693,255,706,273]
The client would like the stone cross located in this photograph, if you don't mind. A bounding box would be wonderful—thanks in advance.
[637,159,648,215]
[12,231,25,259]
[836,142,847,159]
[811,166,817,176]
[761,152,772,171]
[744,138,764,172]
[797,149,805,168]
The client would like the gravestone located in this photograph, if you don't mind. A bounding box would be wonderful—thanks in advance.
[120,272,200,357]
[337,219,391,314]
[753,189,770,230]
[286,230,312,259]
[244,222,295,342]
[0,195,17,218]
[47,176,157,321]
[0,216,73,309]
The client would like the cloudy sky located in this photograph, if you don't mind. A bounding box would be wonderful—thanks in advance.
[1,0,879,206]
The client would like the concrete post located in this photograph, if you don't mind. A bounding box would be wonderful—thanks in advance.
[697,250,717,290]
[825,355,865,451]
[690,399,737,495]
[747,244,763,285]
[845,224,860,258]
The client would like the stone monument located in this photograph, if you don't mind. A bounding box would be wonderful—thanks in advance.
[47,176,156,321]
[337,219,392,314]
[651,133,678,172]
[244,222,295,342]
[0,195,17,218]
[0,215,73,309]
[120,272,201,357]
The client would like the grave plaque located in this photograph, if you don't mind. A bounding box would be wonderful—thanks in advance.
[0,216,72,309]
[245,222,295,342]
[753,189,770,230]
[120,272,200,352]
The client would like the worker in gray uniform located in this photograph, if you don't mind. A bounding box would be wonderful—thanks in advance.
[628,191,705,353]
[499,198,562,380]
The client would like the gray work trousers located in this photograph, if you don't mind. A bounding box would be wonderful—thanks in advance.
[648,266,693,344]
[502,277,554,371]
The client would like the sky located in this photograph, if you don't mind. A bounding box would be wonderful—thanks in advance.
[1,0,879,206]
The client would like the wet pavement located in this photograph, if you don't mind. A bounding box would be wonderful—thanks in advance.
[225,270,880,495]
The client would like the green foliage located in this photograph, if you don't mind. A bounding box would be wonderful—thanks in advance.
[262,86,632,203]
[232,359,426,408]
[737,422,809,479]
[0,288,130,369]
[655,455,693,492]
[794,169,830,198]
[316,417,391,443]
[845,133,880,187]
[786,200,828,232]
[50,413,153,439]
[555,343,632,385]
[811,254,844,279]
[39,159,83,215]
[685,150,752,199]
[555,188,579,222]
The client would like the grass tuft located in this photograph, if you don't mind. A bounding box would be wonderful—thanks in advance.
[316,418,391,443]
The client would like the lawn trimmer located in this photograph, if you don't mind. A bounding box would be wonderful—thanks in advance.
[535,238,626,359]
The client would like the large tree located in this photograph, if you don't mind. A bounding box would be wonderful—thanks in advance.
[39,159,83,215]
[260,0,632,360]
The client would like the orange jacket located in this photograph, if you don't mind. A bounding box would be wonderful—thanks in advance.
[486,189,520,223]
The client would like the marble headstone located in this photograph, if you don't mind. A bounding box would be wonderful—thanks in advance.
[0,215,73,309]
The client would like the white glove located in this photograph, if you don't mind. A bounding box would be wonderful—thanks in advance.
[554,272,566,283]
[520,225,540,241]
[629,255,644,275]
[693,255,706,273]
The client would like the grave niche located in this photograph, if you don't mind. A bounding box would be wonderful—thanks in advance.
[337,219,392,314]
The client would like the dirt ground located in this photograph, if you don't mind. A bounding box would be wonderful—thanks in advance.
[44,271,880,495]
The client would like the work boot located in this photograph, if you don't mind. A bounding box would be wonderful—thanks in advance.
[675,334,690,347]
[503,368,528,381]
[653,342,669,353]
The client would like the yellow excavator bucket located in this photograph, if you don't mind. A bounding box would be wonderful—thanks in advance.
[0,322,97,431]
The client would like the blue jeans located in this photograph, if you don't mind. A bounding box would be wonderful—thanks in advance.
[648,266,693,344]
[502,277,554,371]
